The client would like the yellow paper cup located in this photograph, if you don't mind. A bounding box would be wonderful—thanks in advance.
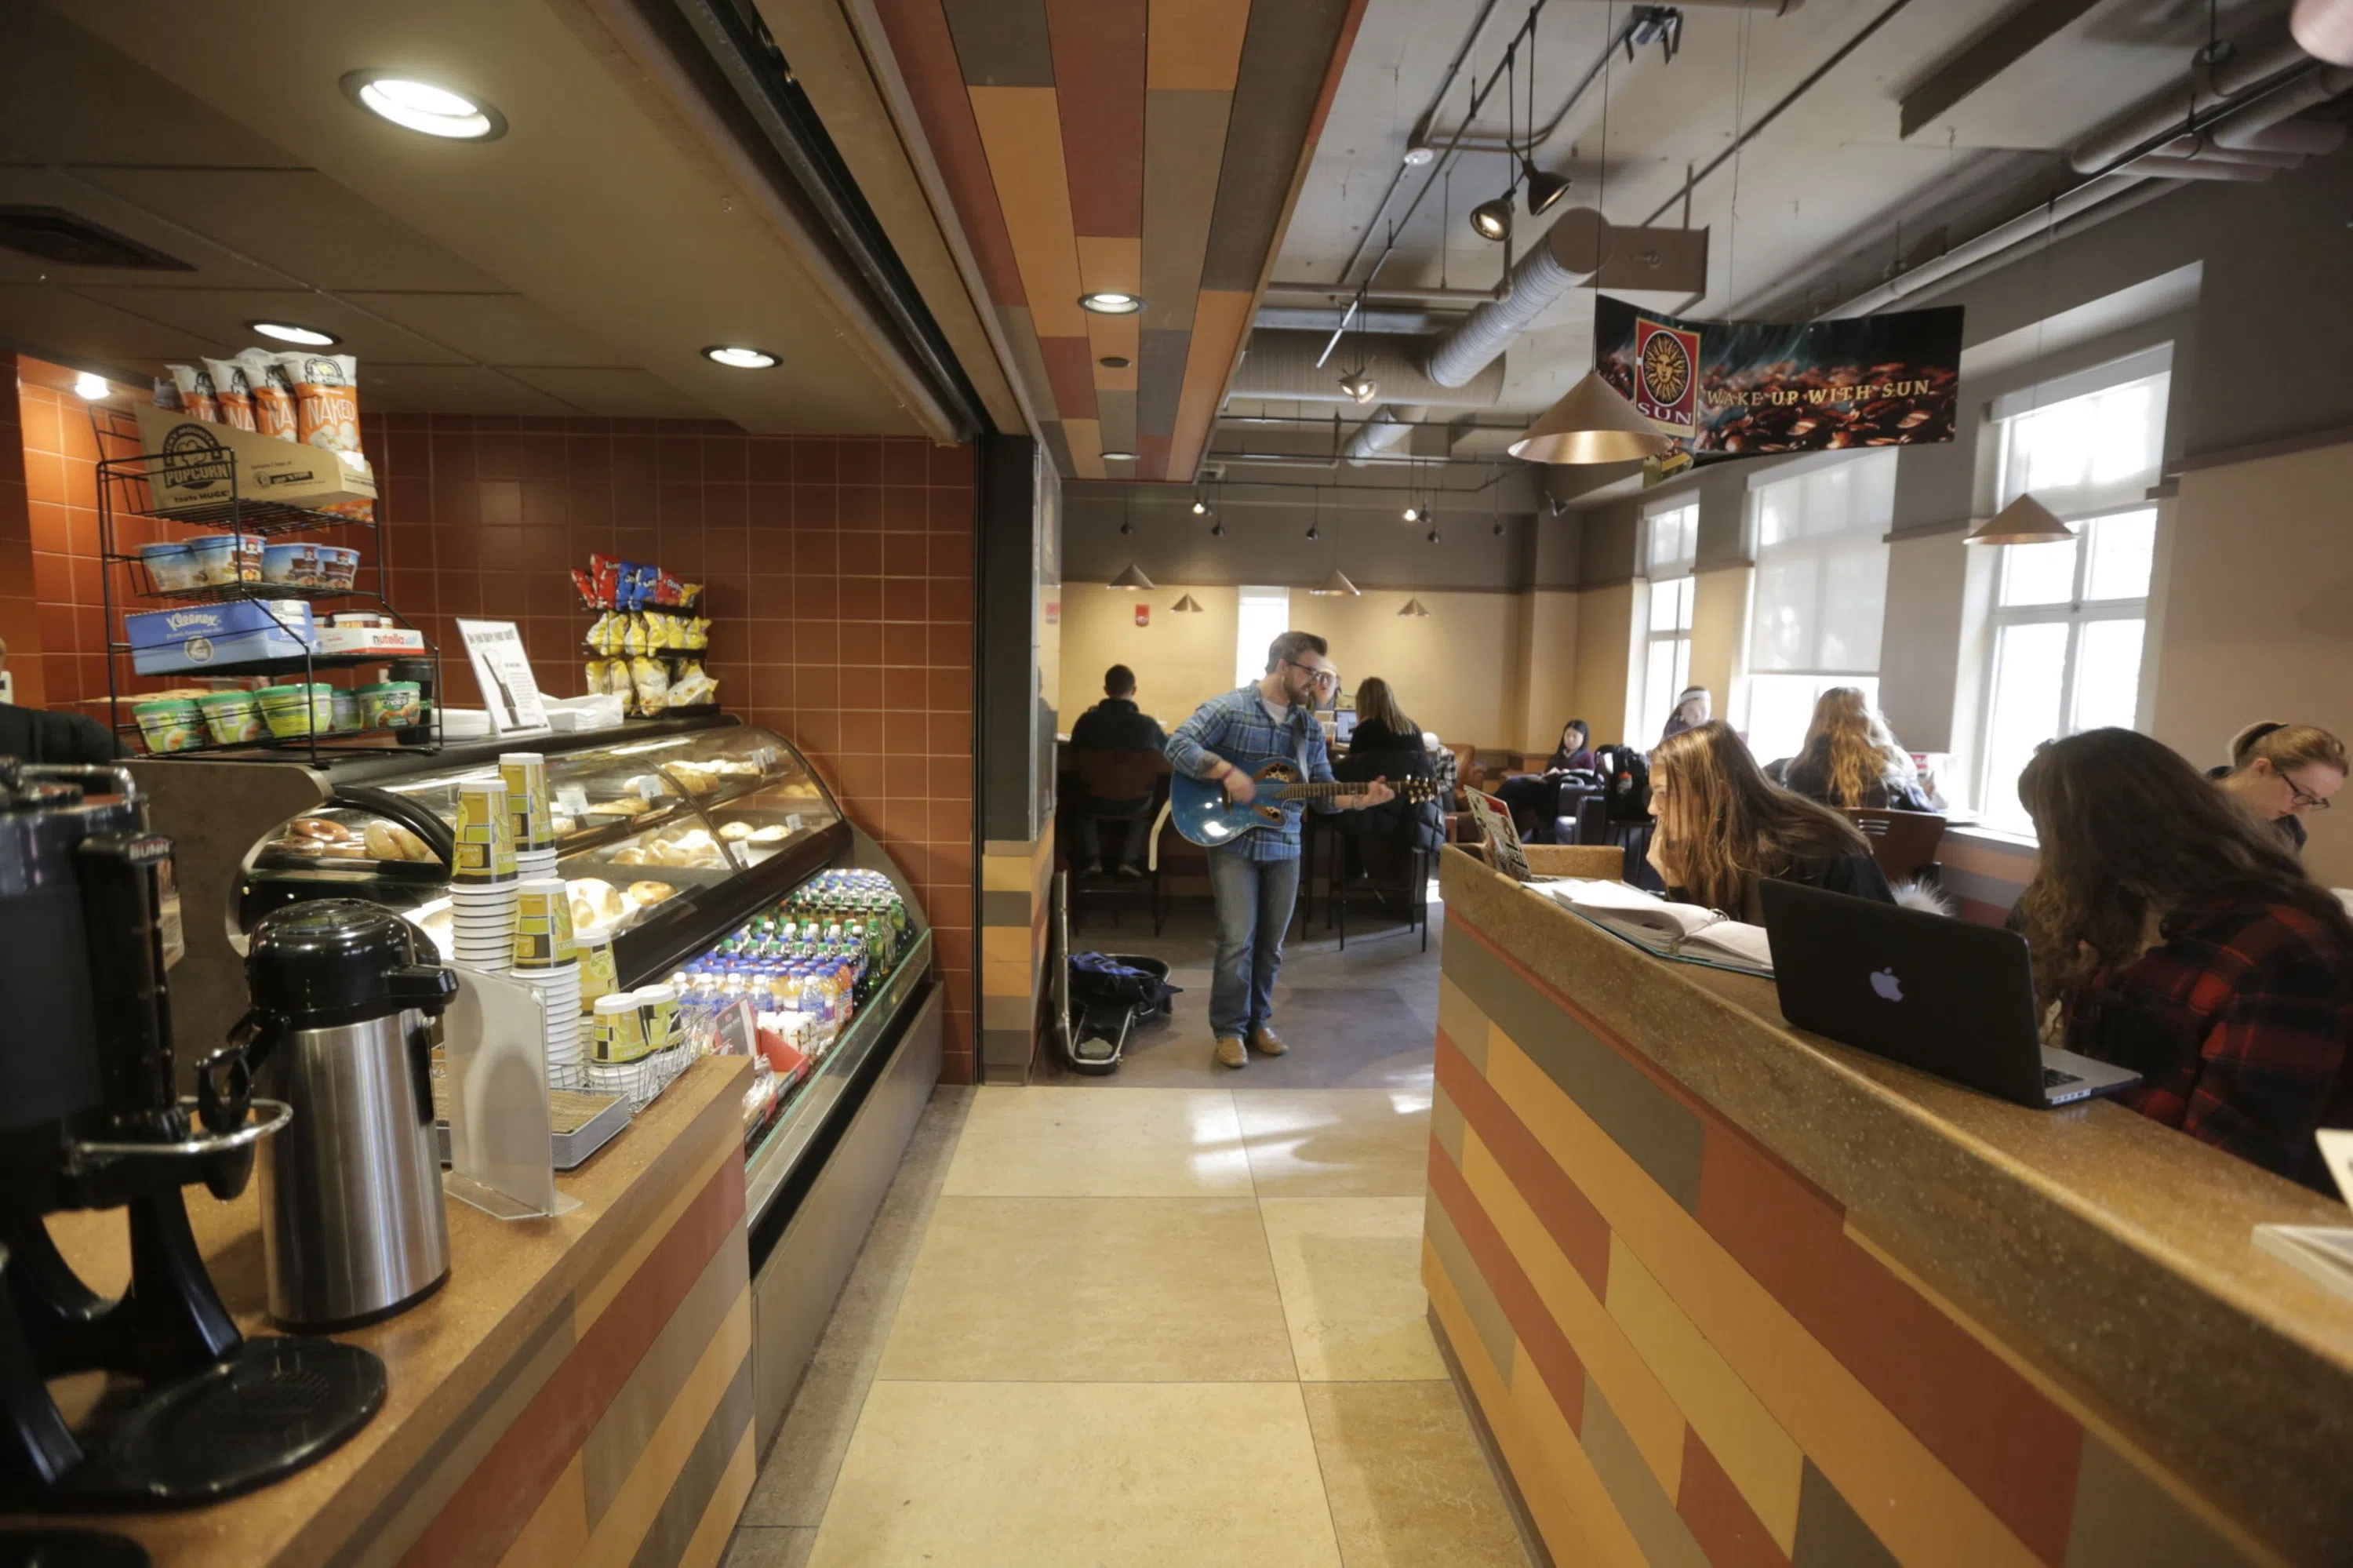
[591,993,649,1063]
[510,877,573,969]
[561,932,620,1007]
[453,779,517,882]
[500,752,555,851]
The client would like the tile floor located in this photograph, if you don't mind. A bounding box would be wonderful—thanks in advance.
[723,899,1532,1566]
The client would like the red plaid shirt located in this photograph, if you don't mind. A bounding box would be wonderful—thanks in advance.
[2066,895,2353,1192]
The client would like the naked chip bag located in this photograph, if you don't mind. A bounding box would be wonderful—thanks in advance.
[276,351,360,453]
[165,363,218,422]
[238,348,299,442]
[202,357,256,432]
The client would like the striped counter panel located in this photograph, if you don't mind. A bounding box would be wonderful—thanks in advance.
[1424,910,2270,1568]
[341,1137,754,1568]
[1940,828,2038,926]
[980,829,1056,1080]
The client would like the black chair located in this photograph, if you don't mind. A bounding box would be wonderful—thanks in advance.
[1325,745,1440,952]
[1067,748,1166,933]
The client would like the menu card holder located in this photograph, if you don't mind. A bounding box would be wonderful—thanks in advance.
[440,966,580,1221]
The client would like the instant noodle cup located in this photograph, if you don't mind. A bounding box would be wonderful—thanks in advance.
[316,544,360,588]
[138,541,199,592]
[185,533,241,586]
[195,690,265,745]
[202,357,256,432]
[275,351,360,453]
[133,697,204,754]
[238,348,299,442]
[256,682,333,738]
[356,681,420,729]
[165,364,218,422]
[330,688,361,733]
[260,542,325,585]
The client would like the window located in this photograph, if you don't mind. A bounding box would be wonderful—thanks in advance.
[1974,363,2169,829]
[1235,586,1289,689]
[1635,504,1698,743]
[1740,451,1896,762]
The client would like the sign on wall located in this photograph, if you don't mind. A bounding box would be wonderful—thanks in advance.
[1595,294,1964,484]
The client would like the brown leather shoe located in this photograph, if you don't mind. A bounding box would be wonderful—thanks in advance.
[1215,1036,1248,1069]
[1249,1026,1288,1057]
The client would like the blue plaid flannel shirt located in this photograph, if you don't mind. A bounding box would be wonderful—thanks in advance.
[1166,685,1338,862]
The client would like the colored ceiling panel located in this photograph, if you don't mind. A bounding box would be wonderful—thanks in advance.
[869,0,1365,481]
[940,0,1054,88]
[1047,0,1146,237]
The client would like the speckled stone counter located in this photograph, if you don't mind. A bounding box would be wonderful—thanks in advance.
[1427,845,2353,1568]
[33,1054,754,1568]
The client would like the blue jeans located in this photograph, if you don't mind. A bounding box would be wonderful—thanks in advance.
[1208,850,1300,1040]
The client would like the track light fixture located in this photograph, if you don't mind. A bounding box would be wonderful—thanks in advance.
[1190,497,1208,515]
[1492,520,1505,537]
[1469,195,1513,242]
[1522,162,1570,216]
[1210,519,1226,538]
[1402,505,1420,523]
[1306,523,1322,541]
[1337,369,1379,404]
[1426,525,1441,544]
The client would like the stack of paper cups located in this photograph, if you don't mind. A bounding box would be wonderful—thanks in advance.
[449,777,518,967]
[511,878,582,1087]
[501,751,559,882]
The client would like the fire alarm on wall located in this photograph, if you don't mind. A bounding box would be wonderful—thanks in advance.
[1134,604,1150,627]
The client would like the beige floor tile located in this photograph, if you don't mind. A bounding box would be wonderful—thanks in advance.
[1260,1197,1444,1380]
[1234,1088,1434,1196]
[1304,1382,1530,1567]
[877,1197,1297,1381]
[940,1086,1251,1197]
[808,1381,1343,1567]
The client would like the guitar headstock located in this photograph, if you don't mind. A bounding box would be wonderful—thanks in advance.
[1397,776,1442,806]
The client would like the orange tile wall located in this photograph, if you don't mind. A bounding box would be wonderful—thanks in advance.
[9,361,978,1079]
[0,373,38,709]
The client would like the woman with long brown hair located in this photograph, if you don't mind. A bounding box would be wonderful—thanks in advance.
[1344,677,1420,755]
[1646,721,1893,921]
[1781,686,1931,811]
[2017,728,2353,1191]
[2209,721,2345,856]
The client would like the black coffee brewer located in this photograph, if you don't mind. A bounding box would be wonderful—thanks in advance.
[0,761,384,1512]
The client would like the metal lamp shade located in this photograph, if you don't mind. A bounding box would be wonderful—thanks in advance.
[1962,493,2075,546]
[1171,594,1204,613]
[1507,371,1673,464]
[1109,563,1155,589]
[1397,597,1431,617]
[1307,569,1361,597]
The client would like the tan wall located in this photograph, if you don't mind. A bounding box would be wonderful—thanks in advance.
[2149,440,2353,889]
[1058,582,1525,747]
[1520,590,1581,753]
[1571,583,1638,748]
[1687,564,1751,727]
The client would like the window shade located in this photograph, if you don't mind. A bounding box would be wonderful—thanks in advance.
[1996,369,2171,518]
[1747,451,1894,675]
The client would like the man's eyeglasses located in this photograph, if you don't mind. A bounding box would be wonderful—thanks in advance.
[1285,660,1338,689]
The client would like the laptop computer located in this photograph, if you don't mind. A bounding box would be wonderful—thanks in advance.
[1758,879,2140,1109]
[1333,708,1358,744]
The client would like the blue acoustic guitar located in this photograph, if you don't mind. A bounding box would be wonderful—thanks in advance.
[1169,760,1441,849]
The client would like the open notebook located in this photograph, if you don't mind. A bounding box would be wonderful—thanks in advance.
[2252,1129,2353,1298]
[1529,877,1775,978]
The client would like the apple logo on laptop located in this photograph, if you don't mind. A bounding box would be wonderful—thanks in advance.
[1870,967,1904,1002]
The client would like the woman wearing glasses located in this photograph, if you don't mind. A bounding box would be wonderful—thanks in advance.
[2209,722,2345,855]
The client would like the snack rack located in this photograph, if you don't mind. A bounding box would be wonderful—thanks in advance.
[89,403,445,765]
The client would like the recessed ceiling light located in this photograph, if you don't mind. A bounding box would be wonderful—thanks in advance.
[73,372,110,400]
[1102,450,1138,460]
[1099,355,1131,368]
[342,71,507,140]
[1079,292,1142,315]
[249,319,340,347]
[703,345,779,369]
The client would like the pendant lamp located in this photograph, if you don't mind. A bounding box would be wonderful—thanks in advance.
[1397,597,1431,617]
[1171,593,1204,613]
[1507,370,1671,465]
[1962,493,2075,547]
[1109,563,1155,590]
[1307,569,1360,597]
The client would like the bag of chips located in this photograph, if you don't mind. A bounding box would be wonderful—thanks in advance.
[202,357,256,432]
[238,349,299,442]
[628,655,671,715]
[165,364,218,422]
[275,351,360,453]
[667,659,718,708]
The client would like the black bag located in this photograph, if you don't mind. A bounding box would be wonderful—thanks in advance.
[1594,744,1653,821]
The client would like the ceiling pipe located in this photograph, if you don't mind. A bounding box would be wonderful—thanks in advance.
[1817,176,2165,319]
[2206,62,2353,148]
[2297,0,2353,63]
[2067,37,2315,173]
[1342,405,1429,464]
[1231,330,1507,406]
[1423,207,1611,388]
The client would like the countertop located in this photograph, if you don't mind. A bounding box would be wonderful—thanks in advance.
[1441,846,2353,1561]
[26,1054,751,1565]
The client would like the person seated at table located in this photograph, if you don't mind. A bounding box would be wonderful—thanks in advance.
[1069,664,1167,879]
[1423,730,1460,806]
[1333,679,1439,855]
[1646,721,1893,920]
[1341,677,1424,758]
[1780,686,1933,811]
[2019,728,2353,1191]
[1496,719,1598,839]
[2209,722,2344,857]
[1660,686,1711,743]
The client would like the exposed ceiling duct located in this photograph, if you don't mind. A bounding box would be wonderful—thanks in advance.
[1422,207,1611,389]
[2068,37,2318,173]
[1231,330,1505,406]
[2098,59,2353,182]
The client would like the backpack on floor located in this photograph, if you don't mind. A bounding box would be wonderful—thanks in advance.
[1593,744,1653,821]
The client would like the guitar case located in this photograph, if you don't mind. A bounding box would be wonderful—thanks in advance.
[1065,952,1179,1075]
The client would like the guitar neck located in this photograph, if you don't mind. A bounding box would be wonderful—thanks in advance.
[1271,780,1369,800]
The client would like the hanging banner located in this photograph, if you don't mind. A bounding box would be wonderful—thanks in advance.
[1594,295,1964,485]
